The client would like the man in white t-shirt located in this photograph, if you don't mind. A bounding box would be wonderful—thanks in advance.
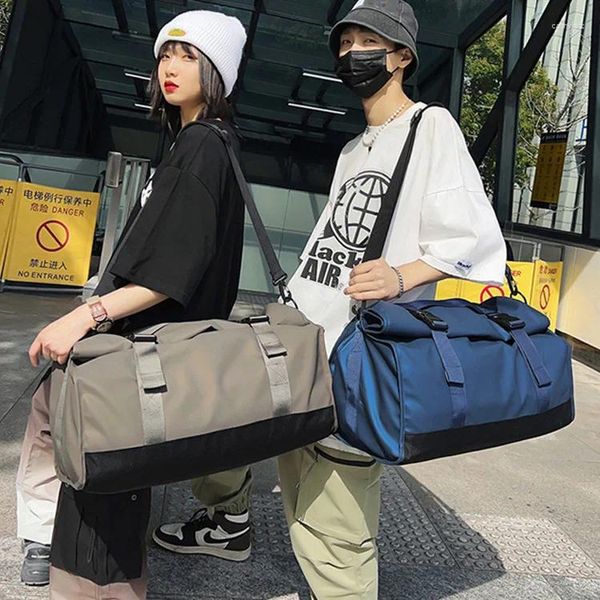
[277,1,506,598]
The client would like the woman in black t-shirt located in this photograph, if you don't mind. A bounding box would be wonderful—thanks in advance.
[26,10,248,598]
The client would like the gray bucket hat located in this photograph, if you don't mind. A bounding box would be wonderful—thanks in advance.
[329,0,420,82]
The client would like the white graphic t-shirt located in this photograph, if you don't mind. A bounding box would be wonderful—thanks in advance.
[288,103,506,453]
[289,102,506,353]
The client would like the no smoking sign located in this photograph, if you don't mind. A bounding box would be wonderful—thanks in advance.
[36,220,70,252]
[479,284,505,303]
[540,284,551,310]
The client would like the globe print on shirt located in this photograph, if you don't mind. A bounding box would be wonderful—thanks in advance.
[300,170,391,290]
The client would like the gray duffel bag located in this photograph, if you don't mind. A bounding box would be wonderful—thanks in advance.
[48,123,336,494]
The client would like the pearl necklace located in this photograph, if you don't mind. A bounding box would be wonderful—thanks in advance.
[363,99,411,149]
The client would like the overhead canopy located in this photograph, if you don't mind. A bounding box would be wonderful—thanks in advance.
[0,0,505,191]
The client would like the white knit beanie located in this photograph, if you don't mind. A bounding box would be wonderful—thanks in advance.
[153,11,247,97]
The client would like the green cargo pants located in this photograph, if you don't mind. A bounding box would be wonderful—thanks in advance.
[278,444,383,600]
[191,466,252,515]
[191,443,382,599]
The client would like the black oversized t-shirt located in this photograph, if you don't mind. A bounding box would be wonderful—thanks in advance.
[99,119,245,333]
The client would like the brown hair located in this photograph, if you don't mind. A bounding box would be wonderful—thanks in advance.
[148,41,232,137]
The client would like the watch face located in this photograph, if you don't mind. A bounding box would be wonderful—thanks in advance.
[95,320,113,333]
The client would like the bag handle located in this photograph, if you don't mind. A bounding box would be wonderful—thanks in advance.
[362,102,445,262]
[193,122,293,303]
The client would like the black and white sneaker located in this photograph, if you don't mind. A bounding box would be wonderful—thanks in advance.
[21,540,51,586]
[152,509,251,561]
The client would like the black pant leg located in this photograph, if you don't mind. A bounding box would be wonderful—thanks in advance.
[50,484,151,586]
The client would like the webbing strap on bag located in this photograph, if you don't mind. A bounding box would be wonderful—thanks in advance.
[486,313,552,393]
[132,326,167,445]
[52,366,71,482]
[510,329,552,396]
[430,330,467,428]
[406,308,467,427]
[247,318,293,417]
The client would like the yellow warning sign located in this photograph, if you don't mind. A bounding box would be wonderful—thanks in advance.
[530,260,563,331]
[531,132,568,209]
[436,262,535,305]
[434,277,463,300]
[0,179,19,271]
[461,281,506,304]
[434,261,563,330]
[3,182,100,286]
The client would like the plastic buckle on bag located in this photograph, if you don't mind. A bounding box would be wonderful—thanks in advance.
[132,334,158,343]
[242,315,270,326]
[410,309,448,332]
[488,313,525,331]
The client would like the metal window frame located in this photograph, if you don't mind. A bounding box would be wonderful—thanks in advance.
[494,0,526,227]
[582,0,600,243]
[510,0,599,247]
[465,0,600,248]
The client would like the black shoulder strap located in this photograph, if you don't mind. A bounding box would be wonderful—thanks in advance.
[361,104,526,303]
[193,121,289,298]
[96,121,289,300]
[362,102,445,262]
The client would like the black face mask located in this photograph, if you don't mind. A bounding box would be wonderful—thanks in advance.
[334,49,399,99]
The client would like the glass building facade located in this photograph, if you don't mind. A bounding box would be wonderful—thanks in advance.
[0,0,599,293]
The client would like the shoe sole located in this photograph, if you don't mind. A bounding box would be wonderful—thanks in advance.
[21,564,50,587]
[151,531,251,561]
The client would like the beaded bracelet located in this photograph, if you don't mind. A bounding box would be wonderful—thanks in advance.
[393,267,405,298]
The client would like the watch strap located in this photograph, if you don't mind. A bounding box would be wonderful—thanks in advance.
[86,295,112,330]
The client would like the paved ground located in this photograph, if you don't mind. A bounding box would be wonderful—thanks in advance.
[0,291,599,599]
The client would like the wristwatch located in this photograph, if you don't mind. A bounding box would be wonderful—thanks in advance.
[86,295,114,333]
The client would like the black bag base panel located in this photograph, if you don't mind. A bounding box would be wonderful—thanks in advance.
[402,398,574,464]
[83,406,336,494]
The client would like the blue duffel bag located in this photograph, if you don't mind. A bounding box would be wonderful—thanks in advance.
[329,296,575,464]
[328,103,574,464]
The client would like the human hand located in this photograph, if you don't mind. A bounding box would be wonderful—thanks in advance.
[344,258,402,301]
[29,306,94,367]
